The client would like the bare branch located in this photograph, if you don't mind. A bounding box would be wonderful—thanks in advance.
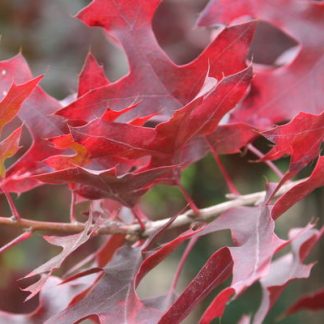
[0,179,303,237]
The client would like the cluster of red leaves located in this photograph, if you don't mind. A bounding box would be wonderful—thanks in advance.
[0,0,324,323]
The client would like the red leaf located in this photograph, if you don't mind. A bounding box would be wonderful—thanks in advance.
[207,123,257,155]
[13,197,318,323]
[159,247,233,324]
[272,156,324,219]
[0,276,86,323]
[152,67,252,165]
[0,76,42,132]
[253,224,323,324]
[198,0,324,127]
[44,68,251,200]
[261,112,324,181]
[23,216,94,300]
[46,246,165,324]
[0,54,67,193]
[199,205,285,322]
[29,0,253,207]
[138,198,285,322]
[200,288,235,324]
[78,52,110,97]
[0,54,64,139]
[136,227,206,287]
[57,0,255,123]
[0,126,23,177]
[96,234,126,267]
[65,67,252,171]
[34,165,176,205]
[286,288,324,315]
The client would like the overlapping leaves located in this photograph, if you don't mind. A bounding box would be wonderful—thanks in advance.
[0,0,324,323]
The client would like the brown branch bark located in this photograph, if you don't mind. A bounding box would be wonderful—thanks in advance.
[0,179,303,237]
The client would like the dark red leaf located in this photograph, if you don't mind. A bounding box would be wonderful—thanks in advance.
[0,54,67,193]
[261,112,324,181]
[198,0,324,127]
[0,75,42,132]
[286,288,324,315]
[0,126,23,177]
[96,234,126,267]
[253,224,323,323]
[23,216,94,300]
[0,54,65,139]
[34,165,176,205]
[46,246,164,324]
[159,247,233,324]
[199,205,285,322]
[200,287,235,324]
[65,67,252,171]
[207,123,257,155]
[0,276,86,323]
[78,52,110,97]
[272,156,324,219]
[57,0,255,123]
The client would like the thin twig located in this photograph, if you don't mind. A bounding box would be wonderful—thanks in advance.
[0,179,303,237]
[0,231,32,253]
[3,190,21,220]
[168,236,198,295]
[178,182,200,215]
[70,191,77,223]
[207,139,240,194]
[247,144,284,179]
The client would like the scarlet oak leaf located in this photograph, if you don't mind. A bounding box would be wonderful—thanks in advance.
[261,112,324,180]
[57,0,255,122]
[78,52,110,97]
[0,126,23,177]
[272,156,324,219]
[253,225,323,324]
[38,67,251,204]
[34,165,176,205]
[136,227,207,286]
[66,67,252,171]
[0,76,42,132]
[199,0,324,127]
[23,216,94,300]
[21,193,314,323]
[45,134,90,170]
[152,67,252,164]
[285,288,324,315]
[139,203,284,323]
[200,288,235,324]
[0,54,64,138]
[96,234,126,267]
[159,247,233,324]
[0,54,66,193]
[0,276,86,323]
[207,122,257,155]
[46,246,164,324]
[200,205,285,322]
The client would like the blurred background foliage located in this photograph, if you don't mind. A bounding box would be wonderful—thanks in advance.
[0,0,323,323]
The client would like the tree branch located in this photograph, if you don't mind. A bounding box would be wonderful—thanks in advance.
[0,179,303,237]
